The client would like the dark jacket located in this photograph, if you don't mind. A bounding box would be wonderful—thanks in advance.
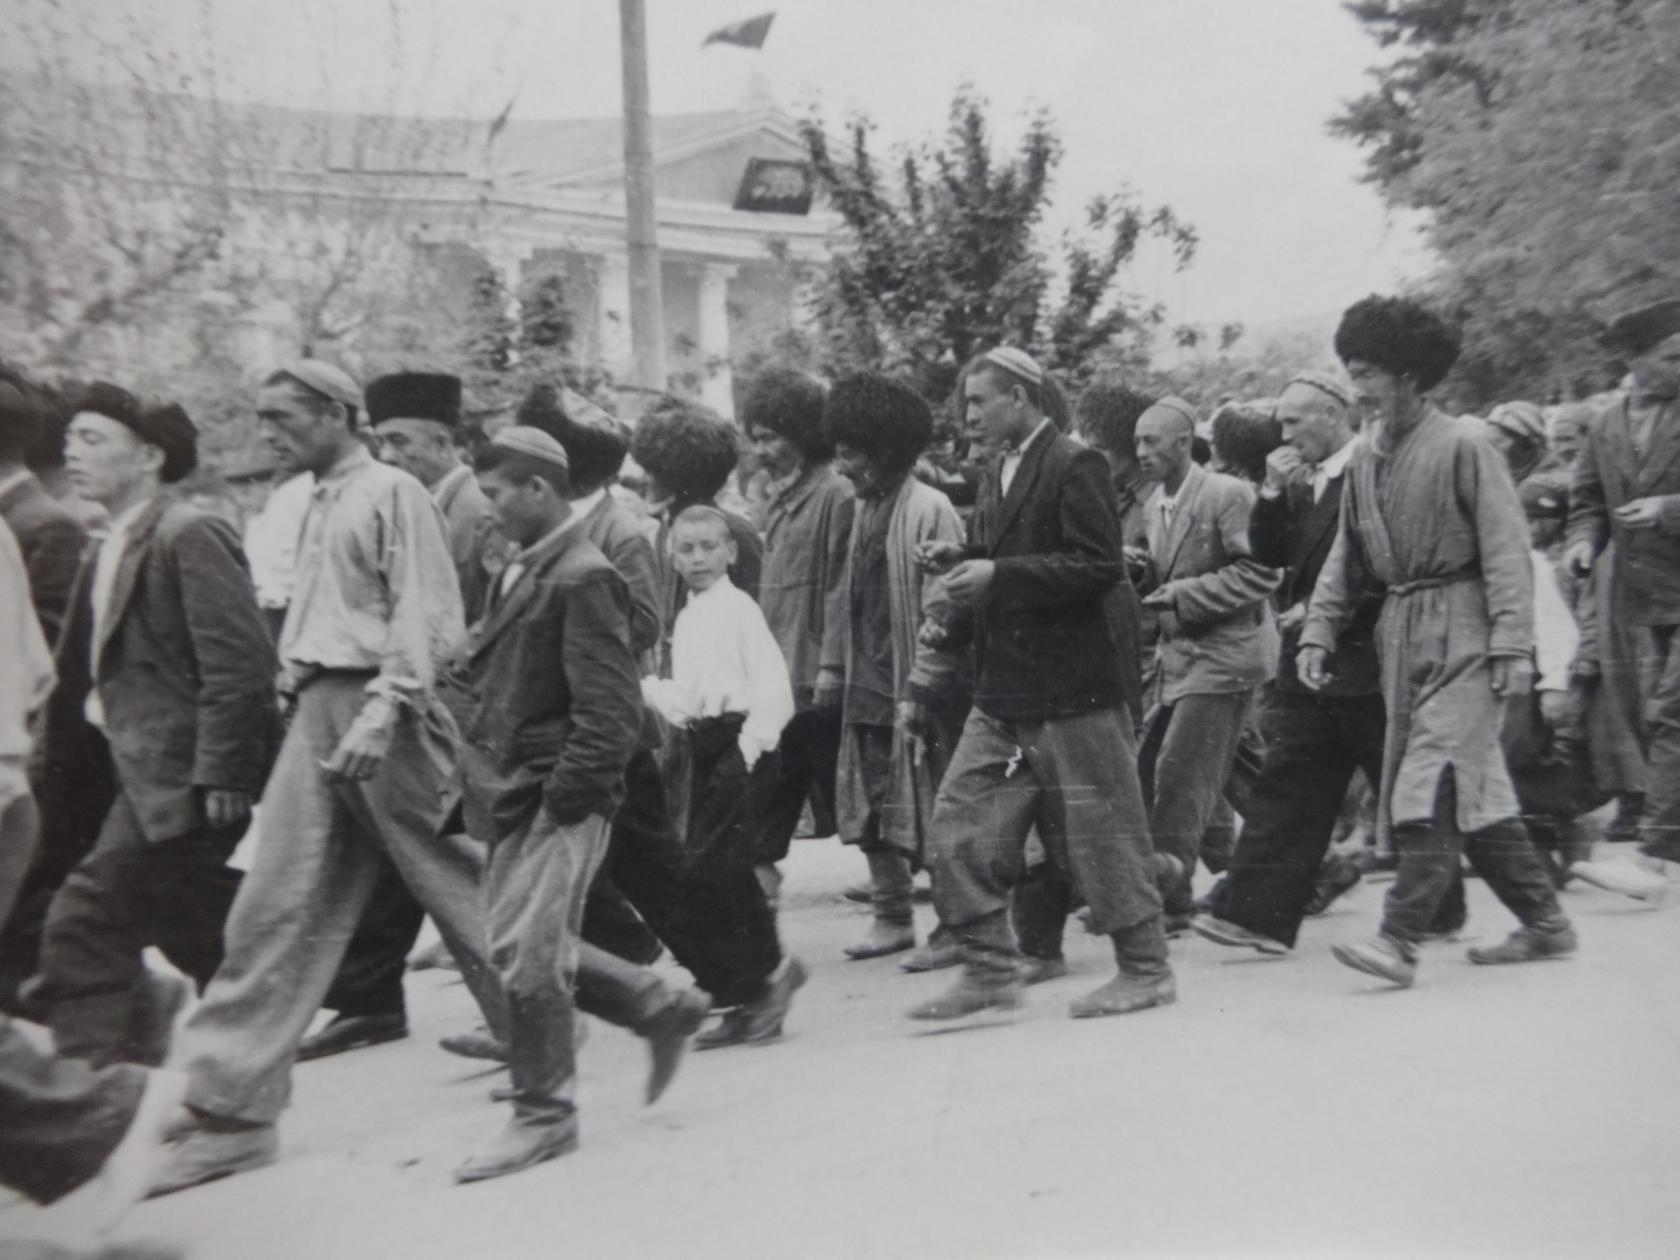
[760,463,854,701]
[1568,391,1680,626]
[955,428,1133,723]
[453,525,642,840]
[1250,466,1382,696]
[577,490,664,751]
[42,496,277,842]
[0,471,87,644]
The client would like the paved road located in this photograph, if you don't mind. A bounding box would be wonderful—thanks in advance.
[7,840,1680,1259]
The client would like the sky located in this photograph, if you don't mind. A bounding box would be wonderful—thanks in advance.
[18,0,1430,332]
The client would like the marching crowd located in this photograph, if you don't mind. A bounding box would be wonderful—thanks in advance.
[2,288,1678,1235]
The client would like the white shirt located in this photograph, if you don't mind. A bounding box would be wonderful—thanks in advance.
[641,574,794,765]
[1000,418,1055,497]
[84,498,153,729]
[242,473,314,611]
[1531,552,1580,693]
[1310,437,1358,504]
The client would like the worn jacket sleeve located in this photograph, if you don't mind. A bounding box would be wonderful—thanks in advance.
[1248,489,1296,571]
[1160,482,1282,627]
[23,513,88,646]
[908,492,972,701]
[1462,434,1534,658]
[546,572,642,825]
[817,482,855,677]
[370,481,467,708]
[1566,421,1609,558]
[171,515,278,793]
[603,520,663,660]
[988,448,1125,604]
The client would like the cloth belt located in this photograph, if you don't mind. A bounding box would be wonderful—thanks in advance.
[1385,568,1480,598]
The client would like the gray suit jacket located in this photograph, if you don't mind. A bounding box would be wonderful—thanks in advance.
[43,496,278,842]
[1142,463,1280,703]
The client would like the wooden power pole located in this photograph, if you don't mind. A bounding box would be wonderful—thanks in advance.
[619,0,666,399]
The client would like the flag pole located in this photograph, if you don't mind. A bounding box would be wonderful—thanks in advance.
[619,0,666,405]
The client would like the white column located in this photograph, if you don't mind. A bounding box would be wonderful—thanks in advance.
[485,243,528,330]
[697,262,737,418]
[595,252,634,380]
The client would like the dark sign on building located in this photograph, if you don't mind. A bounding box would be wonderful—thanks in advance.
[734,158,813,215]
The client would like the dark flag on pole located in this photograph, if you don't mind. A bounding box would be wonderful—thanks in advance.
[487,84,521,145]
[702,12,776,49]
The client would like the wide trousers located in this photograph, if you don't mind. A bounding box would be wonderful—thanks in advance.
[33,792,244,1066]
[319,852,425,1019]
[486,809,610,1125]
[1382,766,1565,945]
[1213,690,1387,948]
[929,707,1162,984]
[1137,691,1252,917]
[754,706,843,863]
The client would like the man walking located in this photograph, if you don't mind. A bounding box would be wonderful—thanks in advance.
[1301,296,1576,987]
[29,385,276,1068]
[909,347,1172,1022]
[1566,298,1680,870]
[1132,396,1279,928]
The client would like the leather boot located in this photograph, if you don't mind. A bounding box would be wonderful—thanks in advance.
[454,1113,578,1184]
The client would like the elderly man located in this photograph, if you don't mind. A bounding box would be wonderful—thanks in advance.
[28,385,276,1069]
[908,347,1171,1022]
[1132,396,1280,929]
[1197,373,1401,954]
[153,361,501,1193]
[1302,296,1575,988]
[1566,299,1680,872]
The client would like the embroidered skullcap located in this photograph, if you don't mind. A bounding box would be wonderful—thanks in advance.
[1140,395,1199,433]
[491,424,570,474]
[1602,298,1680,356]
[366,372,463,428]
[982,346,1045,389]
[71,382,198,483]
[273,359,361,411]
[1487,400,1546,445]
[1285,370,1354,409]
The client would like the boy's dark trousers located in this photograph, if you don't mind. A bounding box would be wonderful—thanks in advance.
[754,707,842,862]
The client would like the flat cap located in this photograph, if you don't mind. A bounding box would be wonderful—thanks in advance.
[1487,400,1546,444]
[1285,370,1354,409]
[1140,395,1200,432]
[982,346,1045,388]
[274,359,362,411]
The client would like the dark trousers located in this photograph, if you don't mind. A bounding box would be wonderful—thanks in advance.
[1382,767,1565,945]
[1214,690,1387,947]
[1011,864,1081,962]
[1138,691,1251,915]
[0,766,145,1207]
[580,875,664,967]
[33,791,243,1066]
[754,707,842,863]
[0,743,114,1014]
[0,1018,145,1205]
[594,743,780,1009]
[1638,623,1680,855]
[320,852,425,1019]
[930,708,1164,984]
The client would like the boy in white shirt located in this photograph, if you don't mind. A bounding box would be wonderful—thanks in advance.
[642,505,806,1046]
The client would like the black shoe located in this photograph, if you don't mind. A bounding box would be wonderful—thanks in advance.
[1304,855,1363,917]
[297,1012,408,1062]
[642,988,710,1104]
[439,1028,508,1063]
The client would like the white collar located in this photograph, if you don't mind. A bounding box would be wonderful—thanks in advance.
[1314,437,1357,483]
[102,496,154,543]
[684,572,736,606]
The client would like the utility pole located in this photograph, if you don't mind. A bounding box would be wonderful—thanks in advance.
[619,0,665,401]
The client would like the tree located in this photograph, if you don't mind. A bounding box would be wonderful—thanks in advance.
[797,88,1196,405]
[1332,0,1679,405]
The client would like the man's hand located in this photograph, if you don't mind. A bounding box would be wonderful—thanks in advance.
[917,617,951,649]
[1564,539,1598,579]
[1614,497,1663,531]
[1277,601,1307,633]
[1262,445,1307,498]
[1141,585,1176,611]
[895,700,929,767]
[943,559,996,606]
[914,540,966,575]
[1296,646,1331,691]
[203,788,253,828]
[322,698,398,783]
[1490,655,1535,699]
[1539,688,1585,731]
[813,668,845,713]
